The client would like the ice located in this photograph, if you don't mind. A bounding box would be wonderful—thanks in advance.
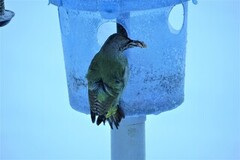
[50,0,188,116]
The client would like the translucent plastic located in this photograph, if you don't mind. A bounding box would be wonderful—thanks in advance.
[51,0,188,116]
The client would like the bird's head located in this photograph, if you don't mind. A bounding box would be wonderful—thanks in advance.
[101,33,147,53]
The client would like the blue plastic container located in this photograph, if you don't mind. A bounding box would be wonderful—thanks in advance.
[50,0,189,116]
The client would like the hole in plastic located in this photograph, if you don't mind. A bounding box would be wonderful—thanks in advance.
[168,4,184,34]
[97,21,117,46]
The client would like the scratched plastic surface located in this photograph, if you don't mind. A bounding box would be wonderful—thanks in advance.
[50,0,189,116]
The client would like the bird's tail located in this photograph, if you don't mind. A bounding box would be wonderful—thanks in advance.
[107,106,125,129]
[93,105,125,129]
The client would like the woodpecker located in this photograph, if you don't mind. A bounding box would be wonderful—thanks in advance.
[86,33,146,129]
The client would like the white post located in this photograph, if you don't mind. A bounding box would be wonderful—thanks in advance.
[113,13,145,160]
[111,116,146,160]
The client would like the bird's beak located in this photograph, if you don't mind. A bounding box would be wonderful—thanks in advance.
[128,40,147,48]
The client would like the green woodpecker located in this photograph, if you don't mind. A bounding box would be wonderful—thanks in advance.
[86,33,146,129]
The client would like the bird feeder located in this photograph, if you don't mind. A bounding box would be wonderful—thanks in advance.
[49,0,195,159]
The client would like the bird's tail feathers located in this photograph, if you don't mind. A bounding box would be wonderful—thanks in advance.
[97,115,106,125]
[107,106,125,129]
[91,105,125,129]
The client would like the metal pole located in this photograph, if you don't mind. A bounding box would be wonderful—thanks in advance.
[111,116,146,160]
[112,13,146,160]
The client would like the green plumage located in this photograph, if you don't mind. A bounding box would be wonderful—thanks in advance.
[86,33,146,129]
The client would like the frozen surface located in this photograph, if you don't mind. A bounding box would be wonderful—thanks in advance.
[55,1,187,116]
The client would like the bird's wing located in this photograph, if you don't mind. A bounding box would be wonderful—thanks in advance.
[86,53,101,87]
[88,80,117,124]
[86,54,116,124]
[87,55,127,129]
[98,59,127,128]
[102,57,128,95]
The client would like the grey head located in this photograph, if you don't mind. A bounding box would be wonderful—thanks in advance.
[100,33,147,53]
